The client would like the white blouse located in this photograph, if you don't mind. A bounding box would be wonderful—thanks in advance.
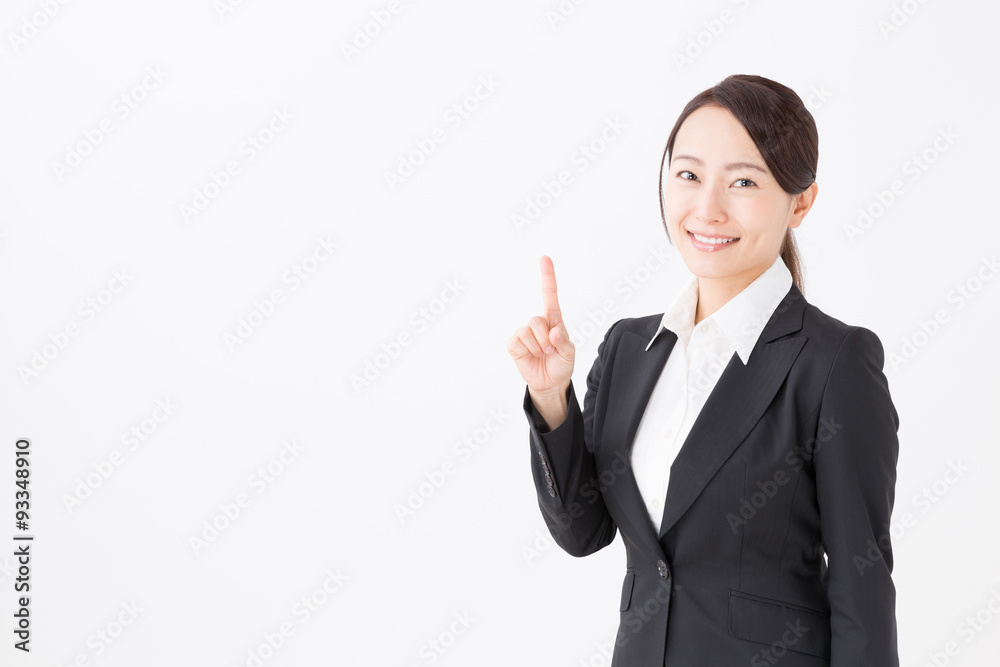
[630,254,793,533]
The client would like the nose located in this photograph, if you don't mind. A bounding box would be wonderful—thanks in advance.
[694,181,726,225]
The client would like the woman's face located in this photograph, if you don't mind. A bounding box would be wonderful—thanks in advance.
[663,104,816,288]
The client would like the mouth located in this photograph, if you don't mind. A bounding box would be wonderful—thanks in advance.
[687,230,740,252]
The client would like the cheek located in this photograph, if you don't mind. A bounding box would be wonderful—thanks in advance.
[736,199,787,238]
[661,186,688,226]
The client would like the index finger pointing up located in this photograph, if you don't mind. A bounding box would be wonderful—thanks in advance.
[540,255,562,328]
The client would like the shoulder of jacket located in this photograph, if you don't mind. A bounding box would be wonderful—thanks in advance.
[800,301,878,348]
[611,313,662,335]
[599,313,662,346]
[799,303,885,376]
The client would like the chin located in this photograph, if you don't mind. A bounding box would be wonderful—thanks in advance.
[682,249,735,269]
[691,267,737,280]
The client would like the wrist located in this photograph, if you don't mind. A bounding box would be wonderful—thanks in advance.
[529,381,569,405]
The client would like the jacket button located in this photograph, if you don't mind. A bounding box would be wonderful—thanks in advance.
[547,486,556,497]
[657,560,669,579]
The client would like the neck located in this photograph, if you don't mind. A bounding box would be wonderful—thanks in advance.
[693,263,769,325]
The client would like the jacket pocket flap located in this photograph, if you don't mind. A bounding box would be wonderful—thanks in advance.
[619,570,635,612]
[728,590,831,660]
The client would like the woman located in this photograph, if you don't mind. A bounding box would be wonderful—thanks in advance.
[507,74,900,666]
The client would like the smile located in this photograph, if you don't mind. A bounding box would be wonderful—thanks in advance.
[687,230,740,251]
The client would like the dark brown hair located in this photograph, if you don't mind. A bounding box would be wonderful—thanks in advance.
[658,74,818,295]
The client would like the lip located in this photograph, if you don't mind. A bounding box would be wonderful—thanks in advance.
[687,230,740,252]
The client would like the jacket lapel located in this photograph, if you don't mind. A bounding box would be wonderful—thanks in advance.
[658,284,807,539]
[601,327,677,556]
[601,283,808,551]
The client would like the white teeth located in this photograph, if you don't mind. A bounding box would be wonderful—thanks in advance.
[692,232,738,245]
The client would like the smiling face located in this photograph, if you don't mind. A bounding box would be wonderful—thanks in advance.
[663,104,816,294]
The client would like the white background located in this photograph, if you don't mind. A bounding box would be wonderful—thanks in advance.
[2,0,999,665]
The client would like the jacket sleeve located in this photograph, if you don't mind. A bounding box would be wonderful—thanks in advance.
[521,318,622,558]
[814,326,900,666]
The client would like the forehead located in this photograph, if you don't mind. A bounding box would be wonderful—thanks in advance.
[673,105,761,158]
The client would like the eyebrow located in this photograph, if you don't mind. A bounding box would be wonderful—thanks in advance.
[672,154,768,174]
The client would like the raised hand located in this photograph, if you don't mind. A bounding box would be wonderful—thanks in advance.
[507,255,576,411]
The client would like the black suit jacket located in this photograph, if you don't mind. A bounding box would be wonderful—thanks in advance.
[523,283,900,666]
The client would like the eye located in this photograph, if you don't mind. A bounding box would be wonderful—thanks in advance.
[734,178,757,188]
[677,170,697,181]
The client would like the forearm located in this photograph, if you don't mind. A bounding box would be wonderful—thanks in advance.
[524,381,616,557]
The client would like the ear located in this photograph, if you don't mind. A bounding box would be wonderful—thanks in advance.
[787,181,818,230]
